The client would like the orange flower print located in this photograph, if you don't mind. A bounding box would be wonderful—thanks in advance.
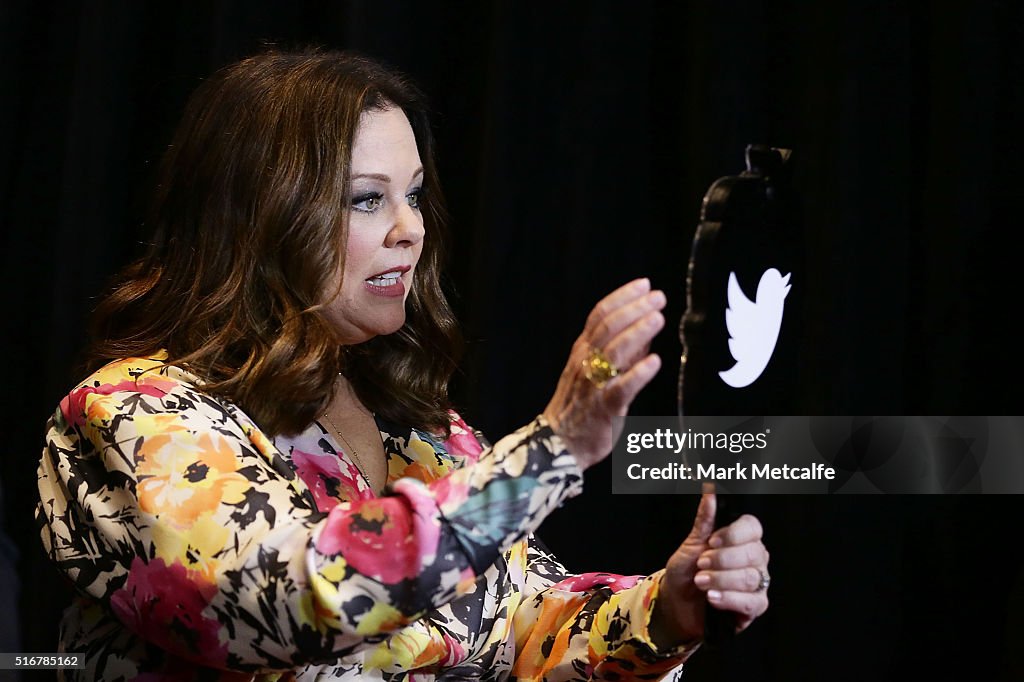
[513,593,589,678]
[136,431,249,529]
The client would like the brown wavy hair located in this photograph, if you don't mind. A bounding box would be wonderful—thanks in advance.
[89,50,462,436]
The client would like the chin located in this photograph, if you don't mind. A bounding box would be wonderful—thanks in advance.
[367,313,408,339]
[328,303,410,345]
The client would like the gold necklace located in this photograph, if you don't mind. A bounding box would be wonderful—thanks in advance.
[320,410,373,485]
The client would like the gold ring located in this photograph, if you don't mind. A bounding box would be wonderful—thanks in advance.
[583,347,619,388]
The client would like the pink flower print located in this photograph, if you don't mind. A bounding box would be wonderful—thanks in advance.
[550,572,641,594]
[109,557,227,666]
[316,490,442,584]
[444,414,483,462]
[60,379,172,429]
[291,448,369,511]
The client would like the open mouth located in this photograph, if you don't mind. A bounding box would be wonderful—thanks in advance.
[363,267,410,298]
[365,271,403,287]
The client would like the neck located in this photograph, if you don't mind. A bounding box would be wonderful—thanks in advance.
[333,375,372,418]
[322,374,387,495]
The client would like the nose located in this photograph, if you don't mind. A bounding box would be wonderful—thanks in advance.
[385,203,425,248]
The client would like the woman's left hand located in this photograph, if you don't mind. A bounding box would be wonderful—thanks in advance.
[650,487,770,646]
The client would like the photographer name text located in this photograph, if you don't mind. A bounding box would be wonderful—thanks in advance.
[626,461,836,481]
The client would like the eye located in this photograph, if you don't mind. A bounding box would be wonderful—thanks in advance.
[406,188,423,210]
[352,192,384,213]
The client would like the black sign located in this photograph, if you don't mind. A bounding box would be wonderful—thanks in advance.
[679,145,803,416]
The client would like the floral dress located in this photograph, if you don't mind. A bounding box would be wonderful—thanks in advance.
[37,356,694,680]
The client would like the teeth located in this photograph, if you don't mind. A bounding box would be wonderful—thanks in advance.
[367,271,402,286]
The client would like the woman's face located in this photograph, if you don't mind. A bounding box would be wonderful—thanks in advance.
[324,107,425,345]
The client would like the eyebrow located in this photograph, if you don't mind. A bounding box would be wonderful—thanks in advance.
[351,167,424,183]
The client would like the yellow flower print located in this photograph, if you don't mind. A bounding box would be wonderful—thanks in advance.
[305,556,349,632]
[355,602,406,636]
[150,512,230,583]
[363,623,452,671]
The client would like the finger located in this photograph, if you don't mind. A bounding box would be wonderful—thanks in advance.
[600,353,661,413]
[624,340,652,369]
[694,566,765,593]
[601,310,665,369]
[697,542,769,570]
[706,589,769,623]
[709,514,763,548]
[584,278,651,333]
[685,483,717,543]
[589,290,667,348]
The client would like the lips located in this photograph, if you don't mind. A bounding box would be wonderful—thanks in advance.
[363,265,410,298]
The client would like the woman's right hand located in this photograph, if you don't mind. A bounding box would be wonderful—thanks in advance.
[542,278,666,470]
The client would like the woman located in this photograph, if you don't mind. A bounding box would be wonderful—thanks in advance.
[37,50,769,680]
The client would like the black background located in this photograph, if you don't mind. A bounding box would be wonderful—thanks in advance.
[2,2,1023,680]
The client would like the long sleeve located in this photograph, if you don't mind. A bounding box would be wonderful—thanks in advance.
[508,535,697,680]
[36,358,583,674]
[440,416,698,680]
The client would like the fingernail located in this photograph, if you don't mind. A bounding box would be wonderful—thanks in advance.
[694,573,711,587]
[709,535,723,548]
[647,290,666,306]
[697,556,711,569]
[707,590,722,602]
[634,278,650,291]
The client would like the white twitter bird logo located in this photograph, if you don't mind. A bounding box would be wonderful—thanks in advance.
[719,268,792,388]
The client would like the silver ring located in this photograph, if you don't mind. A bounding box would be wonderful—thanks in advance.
[757,569,770,592]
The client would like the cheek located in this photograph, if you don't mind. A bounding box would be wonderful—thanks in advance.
[342,229,376,278]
